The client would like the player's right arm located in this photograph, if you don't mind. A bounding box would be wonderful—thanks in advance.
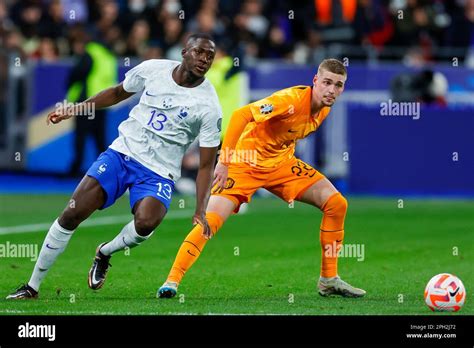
[213,105,254,192]
[47,83,134,125]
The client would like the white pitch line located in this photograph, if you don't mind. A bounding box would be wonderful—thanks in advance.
[0,210,193,235]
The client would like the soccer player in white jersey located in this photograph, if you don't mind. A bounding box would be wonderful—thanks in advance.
[7,33,222,299]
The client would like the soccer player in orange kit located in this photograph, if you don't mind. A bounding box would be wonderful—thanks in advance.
[158,58,366,298]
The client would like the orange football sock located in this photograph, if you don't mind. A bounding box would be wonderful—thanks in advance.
[167,212,224,284]
[319,193,347,278]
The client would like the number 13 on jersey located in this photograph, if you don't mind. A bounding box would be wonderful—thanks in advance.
[147,109,168,131]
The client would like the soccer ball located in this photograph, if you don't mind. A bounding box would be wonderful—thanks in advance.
[424,273,466,312]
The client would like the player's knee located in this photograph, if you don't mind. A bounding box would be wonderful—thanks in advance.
[338,194,348,212]
[321,193,348,218]
[134,215,162,236]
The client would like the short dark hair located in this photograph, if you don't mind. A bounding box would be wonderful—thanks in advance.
[186,33,215,45]
[318,58,347,76]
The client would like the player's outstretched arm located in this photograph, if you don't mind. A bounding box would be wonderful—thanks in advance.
[194,146,219,238]
[47,83,135,125]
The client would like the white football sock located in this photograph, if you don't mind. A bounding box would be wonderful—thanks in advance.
[99,220,153,256]
[28,219,74,291]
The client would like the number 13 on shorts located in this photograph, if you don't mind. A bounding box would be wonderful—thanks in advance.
[156,182,173,200]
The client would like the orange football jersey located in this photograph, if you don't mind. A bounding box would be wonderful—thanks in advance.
[234,85,331,168]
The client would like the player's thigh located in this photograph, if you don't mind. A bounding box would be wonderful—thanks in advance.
[206,195,237,222]
[129,172,174,232]
[265,157,325,206]
[59,175,106,229]
[85,148,131,210]
[296,177,339,209]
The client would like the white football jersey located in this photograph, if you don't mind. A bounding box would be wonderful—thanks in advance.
[109,59,222,182]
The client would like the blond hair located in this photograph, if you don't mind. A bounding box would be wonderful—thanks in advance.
[318,58,347,76]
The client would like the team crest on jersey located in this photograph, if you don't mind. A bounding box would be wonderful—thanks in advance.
[177,106,189,119]
[260,104,273,114]
[162,98,173,109]
[224,177,235,189]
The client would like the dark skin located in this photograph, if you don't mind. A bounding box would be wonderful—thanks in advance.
[47,38,218,236]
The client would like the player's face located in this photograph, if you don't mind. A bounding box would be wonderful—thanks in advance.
[313,70,346,107]
[182,39,216,78]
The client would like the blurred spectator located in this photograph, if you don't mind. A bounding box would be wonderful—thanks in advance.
[102,24,125,55]
[353,0,394,49]
[161,16,183,52]
[40,0,67,39]
[94,0,121,40]
[164,18,187,60]
[0,52,6,149]
[10,1,43,39]
[261,24,294,60]
[235,0,269,40]
[9,1,43,57]
[445,0,474,65]
[0,1,13,31]
[390,1,427,46]
[187,9,226,40]
[313,0,357,44]
[388,0,446,64]
[32,37,59,62]
[2,27,28,125]
[206,44,246,138]
[3,28,26,58]
[66,29,117,176]
[124,19,150,57]
[0,0,472,64]
[230,0,270,61]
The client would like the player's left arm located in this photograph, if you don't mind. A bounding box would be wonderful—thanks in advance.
[193,146,219,237]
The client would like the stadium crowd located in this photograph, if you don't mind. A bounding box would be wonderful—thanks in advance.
[1,0,474,65]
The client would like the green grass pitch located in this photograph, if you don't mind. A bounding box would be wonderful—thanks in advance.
[0,194,472,315]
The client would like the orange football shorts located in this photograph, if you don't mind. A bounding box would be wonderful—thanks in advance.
[212,156,325,213]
